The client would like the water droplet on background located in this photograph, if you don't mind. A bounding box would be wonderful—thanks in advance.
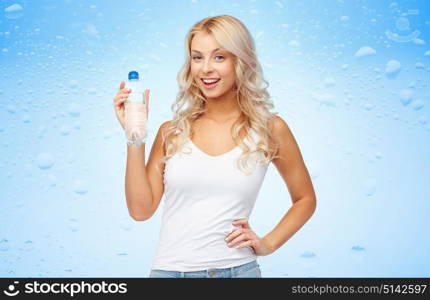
[355,46,376,58]
[69,80,79,89]
[411,99,424,110]
[73,180,88,195]
[24,240,33,250]
[364,103,374,111]
[399,89,413,106]
[36,153,55,170]
[7,105,16,114]
[4,4,23,19]
[415,62,425,69]
[414,39,425,46]
[66,153,75,164]
[300,251,316,258]
[418,116,427,125]
[73,121,81,130]
[22,115,30,123]
[374,152,383,160]
[60,125,71,135]
[0,239,10,252]
[48,174,57,187]
[68,103,81,117]
[103,131,111,139]
[288,40,300,47]
[37,126,47,139]
[385,60,401,79]
[363,179,376,196]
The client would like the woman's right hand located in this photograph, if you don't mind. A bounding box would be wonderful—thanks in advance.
[113,81,150,130]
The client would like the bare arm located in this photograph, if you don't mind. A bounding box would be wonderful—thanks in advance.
[263,116,317,252]
[124,121,170,221]
[113,81,168,221]
[125,144,152,220]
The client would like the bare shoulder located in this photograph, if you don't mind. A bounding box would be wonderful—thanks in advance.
[158,120,173,140]
[156,120,173,153]
[268,114,289,134]
[268,114,294,142]
[160,120,172,131]
[267,114,300,161]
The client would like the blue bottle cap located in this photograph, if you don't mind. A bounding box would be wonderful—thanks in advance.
[128,71,139,80]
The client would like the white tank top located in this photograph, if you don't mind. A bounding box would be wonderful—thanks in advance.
[150,128,269,271]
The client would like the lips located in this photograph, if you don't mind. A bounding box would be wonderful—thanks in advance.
[201,78,221,89]
[201,78,220,83]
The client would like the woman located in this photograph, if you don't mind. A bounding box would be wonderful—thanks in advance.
[113,15,316,278]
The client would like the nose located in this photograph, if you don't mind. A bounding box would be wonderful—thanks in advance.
[202,58,214,73]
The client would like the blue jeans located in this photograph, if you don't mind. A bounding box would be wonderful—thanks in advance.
[149,260,262,278]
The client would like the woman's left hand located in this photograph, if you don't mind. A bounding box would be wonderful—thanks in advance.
[225,218,274,256]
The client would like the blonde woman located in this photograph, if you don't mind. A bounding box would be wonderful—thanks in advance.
[113,15,316,278]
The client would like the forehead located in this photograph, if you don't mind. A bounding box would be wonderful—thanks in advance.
[191,31,222,52]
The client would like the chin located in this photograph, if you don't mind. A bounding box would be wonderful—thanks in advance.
[202,90,225,99]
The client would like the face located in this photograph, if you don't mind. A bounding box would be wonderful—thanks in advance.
[190,31,236,100]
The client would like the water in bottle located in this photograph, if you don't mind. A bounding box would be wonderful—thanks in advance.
[124,71,147,146]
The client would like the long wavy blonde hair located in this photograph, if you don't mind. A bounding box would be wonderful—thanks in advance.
[158,15,280,175]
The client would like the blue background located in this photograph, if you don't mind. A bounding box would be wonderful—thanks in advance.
[1,0,429,277]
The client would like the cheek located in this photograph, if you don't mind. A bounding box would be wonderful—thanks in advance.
[220,64,235,80]
[190,64,199,77]
[190,63,200,76]
[222,69,236,86]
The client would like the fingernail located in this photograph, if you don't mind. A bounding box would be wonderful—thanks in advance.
[225,237,228,241]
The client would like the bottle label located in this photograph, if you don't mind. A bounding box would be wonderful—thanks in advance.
[126,80,145,103]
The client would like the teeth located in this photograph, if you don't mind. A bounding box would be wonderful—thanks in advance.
[202,79,219,84]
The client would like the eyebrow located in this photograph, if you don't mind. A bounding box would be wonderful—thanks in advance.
[191,48,223,53]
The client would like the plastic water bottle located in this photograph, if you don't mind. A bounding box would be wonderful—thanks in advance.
[124,71,147,146]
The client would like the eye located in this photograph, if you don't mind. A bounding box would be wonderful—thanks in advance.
[192,56,202,60]
[215,55,225,61]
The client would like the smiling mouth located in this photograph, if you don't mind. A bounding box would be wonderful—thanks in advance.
[201,78,221,88]
[201,78,220,83]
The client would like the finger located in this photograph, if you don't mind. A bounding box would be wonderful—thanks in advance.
[225,228,244,242]
[232,218,250,229]
[113,95,128,103]
[113,96,127,106]
[144,89,150,109]
[114,90,129,100]
[120,88,131,94]
[114,109,121,119]
[236,240,254,249]
[227,233,250,248]
[119,81,125,90]
[118,92,131,100]
[117,88,131,96]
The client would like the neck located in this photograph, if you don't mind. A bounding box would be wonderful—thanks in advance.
[202,89,241,121]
